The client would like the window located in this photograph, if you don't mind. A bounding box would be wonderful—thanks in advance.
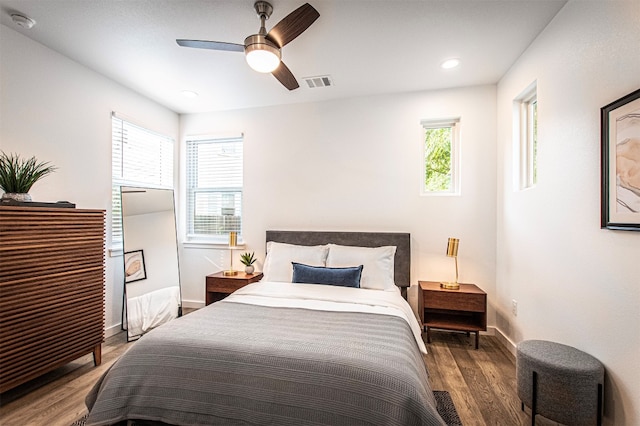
[514,82,538,189]
[185,136,243,243]
[111,113,174,247]
[421,118,460,195]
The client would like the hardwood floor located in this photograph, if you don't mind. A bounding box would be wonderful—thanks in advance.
[424,330,559,426]
[0,328,561,426]
[0,332,128,426]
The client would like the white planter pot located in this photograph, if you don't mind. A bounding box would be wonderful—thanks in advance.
[2,193,32,202]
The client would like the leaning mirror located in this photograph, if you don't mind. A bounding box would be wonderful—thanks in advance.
[121,186,182,341]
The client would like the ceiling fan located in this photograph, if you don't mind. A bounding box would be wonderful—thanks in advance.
[177,1,320,90]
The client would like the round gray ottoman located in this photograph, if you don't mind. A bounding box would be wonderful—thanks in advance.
[516,340,604,426]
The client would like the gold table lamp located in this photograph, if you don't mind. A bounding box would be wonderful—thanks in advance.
[223,231,239,276]
[441,237,460,290]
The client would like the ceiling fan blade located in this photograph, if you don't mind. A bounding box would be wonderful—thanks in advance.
[272,62,299,90]
[266,3,320,48]
[176,39,244,52]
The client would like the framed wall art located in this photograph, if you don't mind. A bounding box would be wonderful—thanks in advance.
[601,88,640,231]
[124,249,147,283]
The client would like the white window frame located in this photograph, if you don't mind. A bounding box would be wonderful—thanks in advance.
[185,135,244,245]
[111,113,174,253]
[420,117,461,196]
[514,81,538,190]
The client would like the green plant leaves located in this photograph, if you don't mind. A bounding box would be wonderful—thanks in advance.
[240,251,256,266]
[0,151,57,194]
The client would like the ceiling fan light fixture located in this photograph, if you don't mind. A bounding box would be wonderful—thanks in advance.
[245,35,281,73]
[246,48,280,73]
[176,1,319,90]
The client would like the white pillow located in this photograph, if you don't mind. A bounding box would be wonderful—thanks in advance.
[262,242,329,282]
[325,244,397,291]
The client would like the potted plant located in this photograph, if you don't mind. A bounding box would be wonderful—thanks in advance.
[0,151,57,202]
[240,251,257,274]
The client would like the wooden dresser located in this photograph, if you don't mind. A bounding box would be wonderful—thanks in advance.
[0,205,105,393]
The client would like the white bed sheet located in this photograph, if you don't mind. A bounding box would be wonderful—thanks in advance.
[127,286,180,338]
[224,281,427,354]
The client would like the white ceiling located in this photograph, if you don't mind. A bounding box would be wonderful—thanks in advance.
[0,0,567,114]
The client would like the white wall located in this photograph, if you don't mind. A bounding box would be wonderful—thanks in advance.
[0,25,179,336]
[496,1,640,424]
[179,85,497,319]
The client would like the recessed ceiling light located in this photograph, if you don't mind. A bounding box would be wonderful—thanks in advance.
[11,13,36,29]
[181,90,199,98]
[441,58,460,69]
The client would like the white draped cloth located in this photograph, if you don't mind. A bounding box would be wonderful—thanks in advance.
[126,286,180,338]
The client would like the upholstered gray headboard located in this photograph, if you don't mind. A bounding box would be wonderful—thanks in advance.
[265,230,411,298]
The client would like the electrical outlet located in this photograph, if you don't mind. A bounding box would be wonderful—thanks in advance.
[512,299,518,316]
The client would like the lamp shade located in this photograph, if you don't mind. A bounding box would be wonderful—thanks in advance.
[245,35,281,73]
[441,237,460,290]
[229,231,238,247]
[224,231,240,276]
[446,237,459,257]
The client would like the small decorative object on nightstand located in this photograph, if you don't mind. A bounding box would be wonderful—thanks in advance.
[441,237,460,290]
[240,251,257,274]
[205,271,263,305]
[419,280,487,349]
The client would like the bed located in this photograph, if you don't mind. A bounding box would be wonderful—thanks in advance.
[85,231,446,426]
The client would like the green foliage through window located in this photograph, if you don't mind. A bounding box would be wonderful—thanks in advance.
[424,127,452,191]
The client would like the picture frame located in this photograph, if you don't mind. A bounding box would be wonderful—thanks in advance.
[124,250,147,283]
[601,88,640,231]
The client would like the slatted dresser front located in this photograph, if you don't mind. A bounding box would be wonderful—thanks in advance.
[0,205,105,393]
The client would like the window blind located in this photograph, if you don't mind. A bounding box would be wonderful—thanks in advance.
[111,113,174,246]
[186,136,243,242]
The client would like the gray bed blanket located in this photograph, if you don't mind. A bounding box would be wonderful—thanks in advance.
[86,301,445,426]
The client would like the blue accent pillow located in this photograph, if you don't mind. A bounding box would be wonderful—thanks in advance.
[291,262,363,288]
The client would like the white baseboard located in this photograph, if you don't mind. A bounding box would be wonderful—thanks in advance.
[182,299,205,309]
[493,327,517,356]
[105,323,123,338]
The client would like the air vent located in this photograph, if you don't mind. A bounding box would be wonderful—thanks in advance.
[303,75,333,88]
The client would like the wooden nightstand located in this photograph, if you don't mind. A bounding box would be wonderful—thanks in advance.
[205,271,263,305]
[418,281,487,349]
